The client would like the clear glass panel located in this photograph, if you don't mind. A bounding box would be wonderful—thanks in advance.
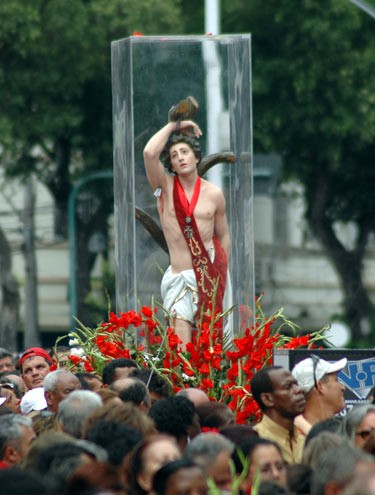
[112,35,254,334]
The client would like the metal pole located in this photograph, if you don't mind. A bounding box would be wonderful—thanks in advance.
[205,0,220,34]
[204,0,224,189]
[68,171,113,331]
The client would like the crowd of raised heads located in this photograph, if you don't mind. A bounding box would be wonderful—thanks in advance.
[0,346,374,495]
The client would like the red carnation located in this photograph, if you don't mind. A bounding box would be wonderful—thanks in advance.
[141,306,153,318]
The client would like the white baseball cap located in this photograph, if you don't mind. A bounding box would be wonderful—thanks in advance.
[292,356,347,393]
[20,387,47,415]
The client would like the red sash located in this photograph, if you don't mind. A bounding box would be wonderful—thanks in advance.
[173,176,228,322]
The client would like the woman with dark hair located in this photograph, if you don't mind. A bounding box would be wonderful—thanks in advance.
[125,434,181,495]
[231,437,287,494]
[152,459,208,495]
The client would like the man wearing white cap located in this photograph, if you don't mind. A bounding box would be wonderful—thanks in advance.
[292,355,347,435]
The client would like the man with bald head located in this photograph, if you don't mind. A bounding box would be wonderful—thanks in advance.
[177,388,210,408]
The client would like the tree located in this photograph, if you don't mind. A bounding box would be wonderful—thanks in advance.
[221,0,375,342]
[0,0,183,325]
[0,227,18,351]
[23,176,40,348]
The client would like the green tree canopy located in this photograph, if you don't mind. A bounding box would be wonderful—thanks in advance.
[1,0,374,340]
[1,0,183,193]
[222,0,375,340]
[0,0,183,324]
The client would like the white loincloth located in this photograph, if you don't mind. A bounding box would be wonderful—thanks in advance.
[161,267,199,324]
[161,266,233,348]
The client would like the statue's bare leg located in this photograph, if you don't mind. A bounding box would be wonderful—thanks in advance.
[174,318,193,350]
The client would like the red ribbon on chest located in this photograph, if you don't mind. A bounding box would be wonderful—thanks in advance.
[173,176,227,324]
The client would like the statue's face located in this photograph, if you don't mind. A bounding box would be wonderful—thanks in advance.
[169,142,199,176]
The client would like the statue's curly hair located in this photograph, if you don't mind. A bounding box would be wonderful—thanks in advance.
[161,132,202,173]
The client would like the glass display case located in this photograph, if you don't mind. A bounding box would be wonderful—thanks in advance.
[112,34,254,334]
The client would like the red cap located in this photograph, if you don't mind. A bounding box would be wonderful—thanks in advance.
[19,347,53,370]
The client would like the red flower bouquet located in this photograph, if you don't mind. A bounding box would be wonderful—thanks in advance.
[58,295,326,423]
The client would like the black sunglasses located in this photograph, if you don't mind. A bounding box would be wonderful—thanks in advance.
[0,382,16,391]
[310,354,321,388]
[355,428,374,440]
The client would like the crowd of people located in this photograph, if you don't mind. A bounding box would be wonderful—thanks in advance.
[0,346,374,495]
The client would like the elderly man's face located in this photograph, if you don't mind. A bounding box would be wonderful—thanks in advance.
[0,356,15,373]
[6,425,36,465]
[205,450,232,492]
[47,374,81,413]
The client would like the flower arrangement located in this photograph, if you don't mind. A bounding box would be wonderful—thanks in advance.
[57,294,326,424]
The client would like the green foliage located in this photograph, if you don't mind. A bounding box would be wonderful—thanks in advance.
[220,0,375,338]
[0,0,184,324]
[0,0,183,182]
[1,0,374,335]
[180,0,205,34]
[222,0,374,225]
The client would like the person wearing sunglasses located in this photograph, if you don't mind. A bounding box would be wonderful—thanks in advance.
[341,403,375,450]
[292,355,347,435]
